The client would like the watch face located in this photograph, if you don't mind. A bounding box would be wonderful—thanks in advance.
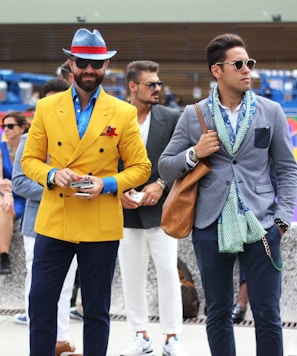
[189,148,198,161]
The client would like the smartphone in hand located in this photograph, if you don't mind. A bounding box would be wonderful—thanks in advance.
[129,192,145,203]
[70,177,94,189]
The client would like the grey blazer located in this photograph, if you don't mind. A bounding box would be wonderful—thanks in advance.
[123,104,180,228]
[158,96,297,229]
[12,133,43,238]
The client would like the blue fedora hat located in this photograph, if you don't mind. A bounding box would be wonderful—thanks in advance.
[63,28,117,60]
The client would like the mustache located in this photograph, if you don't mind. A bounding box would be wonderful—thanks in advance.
[82,73,96,78]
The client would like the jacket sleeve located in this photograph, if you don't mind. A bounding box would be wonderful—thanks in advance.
[12,134,43,201]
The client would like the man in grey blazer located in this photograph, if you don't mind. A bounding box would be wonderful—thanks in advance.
[159,34,297,356]
[118,60,188,356]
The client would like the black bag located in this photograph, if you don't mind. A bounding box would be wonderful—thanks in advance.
[178,258,199,319]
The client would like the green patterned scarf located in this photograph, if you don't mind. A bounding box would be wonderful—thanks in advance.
[208,84,267,253]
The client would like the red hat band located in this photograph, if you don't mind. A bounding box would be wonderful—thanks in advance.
[71,46,108,54]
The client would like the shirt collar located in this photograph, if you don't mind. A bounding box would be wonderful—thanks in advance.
[218,97,242,113]
[71,85,101,102]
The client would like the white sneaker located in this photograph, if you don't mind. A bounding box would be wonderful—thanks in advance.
[162,336,188,356]
[120,332,155,355]
[69,306,83,321]
[14,313,28,326]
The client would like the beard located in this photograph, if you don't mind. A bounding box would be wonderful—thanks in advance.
[139,93,159,106]
[74,72,104,92]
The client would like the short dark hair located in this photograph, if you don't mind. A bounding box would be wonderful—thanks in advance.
[205,33,247,73]
[2,111,30,133]
[126,60,159,85]
[42,78,69,97]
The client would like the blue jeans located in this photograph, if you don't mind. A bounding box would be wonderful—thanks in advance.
[192,222,283,356]
[29,234,119,356]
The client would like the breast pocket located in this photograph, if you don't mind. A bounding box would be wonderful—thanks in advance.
[254,127,270,148]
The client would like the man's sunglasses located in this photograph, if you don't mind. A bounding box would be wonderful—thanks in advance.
[215,59,256,71]
[72,57,105,70]
[136,81,164,90]
[1,124,19,130]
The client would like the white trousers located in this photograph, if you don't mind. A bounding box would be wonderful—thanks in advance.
[118,227,183,334]
[23,235,78,341]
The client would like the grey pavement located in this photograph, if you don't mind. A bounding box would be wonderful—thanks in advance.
[0,314,297,356]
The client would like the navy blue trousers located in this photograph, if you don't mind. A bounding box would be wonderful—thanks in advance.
[29,234,119,356]
[192,222,283,356]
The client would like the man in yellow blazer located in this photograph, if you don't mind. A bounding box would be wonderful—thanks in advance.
[21,28,151,356]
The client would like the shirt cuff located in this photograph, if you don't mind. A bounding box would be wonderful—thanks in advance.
[47,168,58,189]
[101,177,118,194]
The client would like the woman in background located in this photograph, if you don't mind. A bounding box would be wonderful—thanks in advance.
[0,111,29,274]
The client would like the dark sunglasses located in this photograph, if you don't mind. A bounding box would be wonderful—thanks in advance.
[1,123,19,130]
[73,57,105,70]
[136,81,164,90]
[215,59,256,71]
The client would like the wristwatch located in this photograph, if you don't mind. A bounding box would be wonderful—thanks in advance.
[274,218,289,233]
[188,147,199,163]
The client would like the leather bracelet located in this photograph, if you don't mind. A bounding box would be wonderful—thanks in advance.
[156,178,166,190]
[274,218,289,233]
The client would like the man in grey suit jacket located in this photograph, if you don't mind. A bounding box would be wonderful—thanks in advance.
[159,34,297,356]
[118,60,188,356]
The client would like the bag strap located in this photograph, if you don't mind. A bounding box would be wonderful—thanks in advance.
[193,103,211,168]
[193,103,208,134]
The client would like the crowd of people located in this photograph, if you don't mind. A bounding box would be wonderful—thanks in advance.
[1,27,296,356]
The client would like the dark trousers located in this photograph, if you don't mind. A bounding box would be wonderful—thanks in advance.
[192,222,283,356]
[29,234,119,356]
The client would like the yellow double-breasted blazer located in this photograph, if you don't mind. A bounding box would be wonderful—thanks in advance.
[21,87,151,242]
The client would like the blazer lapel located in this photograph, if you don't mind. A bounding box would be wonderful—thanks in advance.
[54,91,80,150]
[235,114,257,155]
[146,106,166,160]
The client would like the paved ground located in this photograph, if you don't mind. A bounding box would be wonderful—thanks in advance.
[1,314,297,356]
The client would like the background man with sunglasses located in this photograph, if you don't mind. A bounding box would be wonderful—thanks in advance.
[118,60,188,356]
[159,33,297,356]
[21,28,151,356]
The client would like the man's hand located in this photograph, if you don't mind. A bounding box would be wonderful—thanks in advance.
[140,181,163,206]
[72,175,104,200]
[194,130,220,158]
[53,169,104,200]
[120,181,164,209]
[54,168,80,188]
